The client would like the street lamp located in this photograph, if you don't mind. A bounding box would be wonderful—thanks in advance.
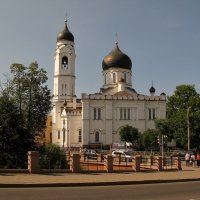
[157,134,167,164]
[187,107,191,152]
[161,134,167,164]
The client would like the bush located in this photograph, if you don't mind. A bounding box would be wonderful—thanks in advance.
[39,144,69,169]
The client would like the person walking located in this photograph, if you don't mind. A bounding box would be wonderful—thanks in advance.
[185,152,190,167]
[197,153,200,167]
[190,154,196,167]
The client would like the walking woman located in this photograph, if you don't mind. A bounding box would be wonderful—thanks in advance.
[197,153,200,167]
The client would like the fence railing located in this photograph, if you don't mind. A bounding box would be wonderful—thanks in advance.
[0,151,182,173]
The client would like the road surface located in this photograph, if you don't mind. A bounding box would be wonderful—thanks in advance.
[0,181,200,200]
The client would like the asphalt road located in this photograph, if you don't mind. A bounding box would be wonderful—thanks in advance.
[0,181,200,200]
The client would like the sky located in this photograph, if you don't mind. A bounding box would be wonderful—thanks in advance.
[0,0,200,98]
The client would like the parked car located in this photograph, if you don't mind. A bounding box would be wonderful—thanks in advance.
[112,150,132,162]
[84,149,98,160]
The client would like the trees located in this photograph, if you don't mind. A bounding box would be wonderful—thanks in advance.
[119,125,140,148]
[0,90,34,168]
[167,85,200,150]
[142,129,159,151]
[0,62,51,168]
[10,62,51,139]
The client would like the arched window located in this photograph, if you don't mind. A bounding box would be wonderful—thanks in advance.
[62,56,68,68]
[58,130,60,139]
[124,73,127,82]
[95,131,99,143]
[65,84,67,96]
[62,84,64,95]
[113,73,116,83]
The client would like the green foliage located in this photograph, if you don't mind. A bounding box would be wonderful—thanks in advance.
[155,119,173,140]
[0,90,34,168]
[142,129,159,151]
[119,125,140,146]
[39,144,68,169]
[0,61,52,168]
[166,84,200,150]
[10,62,52,136]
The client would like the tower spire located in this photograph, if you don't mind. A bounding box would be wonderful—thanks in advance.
[65,12,67,26]
[115,32,119,46]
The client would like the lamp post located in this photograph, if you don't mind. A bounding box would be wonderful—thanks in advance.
[161,134,167,165]
[187,107,191,152]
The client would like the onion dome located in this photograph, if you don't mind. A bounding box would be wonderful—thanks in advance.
[149,86,155,93]
[57,19,74,42]
[102,42,132,70]
[149,81,156,94]
[160,92,166,96]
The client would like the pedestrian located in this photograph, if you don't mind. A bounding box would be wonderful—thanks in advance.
[190,154,196,167]
[185,152,190,167]
[197,153,200,167]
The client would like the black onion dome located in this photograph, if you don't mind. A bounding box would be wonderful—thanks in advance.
[57,19,74,42]
[102,43,132,70]
[149,86,156,93]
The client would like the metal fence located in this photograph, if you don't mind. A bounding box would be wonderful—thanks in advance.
[113,155,133,171]
[140,156,156,170]
[80,154,105,172]
[162,157,176,169]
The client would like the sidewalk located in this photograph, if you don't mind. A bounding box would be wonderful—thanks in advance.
[0,165,199,188]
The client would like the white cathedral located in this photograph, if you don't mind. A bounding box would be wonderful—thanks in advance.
[52,19,166,149]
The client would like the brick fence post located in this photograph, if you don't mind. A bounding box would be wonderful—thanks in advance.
[150,156,154,166]
[70,153,81,173]
[105,155,113,173]
[135,156,141,172]
[28,151,40,173]
[175,157,182,170]
[97,154,103,162]
[155,156,163,171]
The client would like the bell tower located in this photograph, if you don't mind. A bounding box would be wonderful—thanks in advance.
[53,18,76,101]
[52,18,76,145]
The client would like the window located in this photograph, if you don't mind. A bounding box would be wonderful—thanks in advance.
[94,108,96,120]
[50,132,52,143]
[62,84,64,95]
[148,108,151,120]
[58,130,60,139]
[93,107,102,120]
[62,56,68,68]
[95,131,99,143]
[120,108,123,120]
[98,108,101,120]
[113,73,116,83]
[127,108,130,120]
[148,108,156,120]
[65,84,67,96]
[152,108,155,119]
[124,108,126,120]
[78,129,82,143]
[119,108,131,120]
[124,73,127,82]
[63,128,65,142]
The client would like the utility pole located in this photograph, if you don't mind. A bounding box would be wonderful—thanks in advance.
[187,107,191,152]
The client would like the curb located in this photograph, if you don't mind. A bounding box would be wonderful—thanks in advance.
[0,178,200,188]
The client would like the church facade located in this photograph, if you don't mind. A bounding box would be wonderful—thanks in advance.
[52,20,166,149]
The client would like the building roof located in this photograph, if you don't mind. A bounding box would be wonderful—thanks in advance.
[102,43,132,70]
[57,19,74,42]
